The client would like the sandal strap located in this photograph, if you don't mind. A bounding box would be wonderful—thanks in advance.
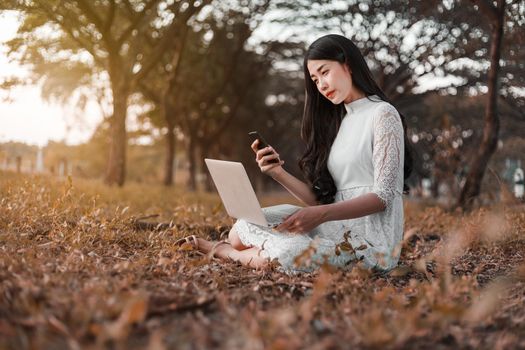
[175,235,199,249]
[189,235,199,249]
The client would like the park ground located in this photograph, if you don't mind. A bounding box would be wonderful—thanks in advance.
[1,171,525,349]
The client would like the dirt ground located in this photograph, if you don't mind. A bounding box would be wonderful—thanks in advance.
[1,172,524,349]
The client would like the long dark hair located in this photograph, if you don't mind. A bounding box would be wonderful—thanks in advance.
[299,34,413,204]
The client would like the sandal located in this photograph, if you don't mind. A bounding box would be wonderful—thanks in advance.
[207,240,231,260]
[175,235,203,255]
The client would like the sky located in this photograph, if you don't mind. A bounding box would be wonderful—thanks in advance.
[0,12,102,147]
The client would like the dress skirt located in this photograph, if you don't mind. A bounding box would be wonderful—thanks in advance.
[232,186,403,273]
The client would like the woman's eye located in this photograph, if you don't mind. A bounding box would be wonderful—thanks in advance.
[322,70,328,76]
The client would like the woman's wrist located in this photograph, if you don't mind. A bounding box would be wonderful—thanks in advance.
[269,166,286,180]
[317,204,332,223]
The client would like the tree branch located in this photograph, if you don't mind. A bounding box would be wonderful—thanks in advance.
[196,18,252,119]
[74,0,105,32]
[74,0,120,51]
[469,0,498,22]
[116,0,164,47]
[37,3,104,67]
[138,81,161,104]
[122,0,135,15]
[132,0,212,84]
[104,0,116,34]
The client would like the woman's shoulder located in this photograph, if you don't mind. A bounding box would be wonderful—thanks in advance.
[369,98,399,116]
[370,99,401,124]
[368,100,403,135]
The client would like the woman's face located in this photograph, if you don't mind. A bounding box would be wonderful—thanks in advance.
[307,59,356,104]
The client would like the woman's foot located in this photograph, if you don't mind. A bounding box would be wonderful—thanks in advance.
[175,236,269,269]
[175,235,227,254]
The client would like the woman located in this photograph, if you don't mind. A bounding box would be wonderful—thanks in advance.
[178,34,412,273]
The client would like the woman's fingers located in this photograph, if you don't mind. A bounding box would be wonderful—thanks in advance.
[260,161,284,174]
[255,147,275,161]
[255,147,266,160]
[275,212,298,232]
[282,222,300,233]
[253,145,283,175]
[251,140,259,153]
[260,152,279,164]
[275,221,291,232]
[256,148,280,168]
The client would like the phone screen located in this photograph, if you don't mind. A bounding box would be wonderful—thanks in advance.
[248,131,269,150]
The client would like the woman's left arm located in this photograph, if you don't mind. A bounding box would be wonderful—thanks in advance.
[275,193,384,233]
[319,192,385,221]
[275,193,385,233]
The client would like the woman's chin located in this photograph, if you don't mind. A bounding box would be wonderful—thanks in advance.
[324,93,345,105]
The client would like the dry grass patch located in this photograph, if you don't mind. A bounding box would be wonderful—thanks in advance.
[1,171,524,349]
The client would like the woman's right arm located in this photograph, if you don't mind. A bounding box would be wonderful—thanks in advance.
[270,167,318,206]
[252,140,317,206]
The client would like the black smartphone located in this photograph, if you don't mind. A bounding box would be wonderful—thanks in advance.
[248,131,279,163]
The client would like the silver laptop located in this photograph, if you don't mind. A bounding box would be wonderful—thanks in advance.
[204,158,294,227]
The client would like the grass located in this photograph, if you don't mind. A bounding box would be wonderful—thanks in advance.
[1,171,524,349]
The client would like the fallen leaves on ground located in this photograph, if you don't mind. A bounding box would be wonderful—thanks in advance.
[1,172,524,349]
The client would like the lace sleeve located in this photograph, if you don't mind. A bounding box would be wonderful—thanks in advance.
[371,104,404,209]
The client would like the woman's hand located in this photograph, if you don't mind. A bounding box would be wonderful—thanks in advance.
[251,140,284,177]
[275,205,328,233]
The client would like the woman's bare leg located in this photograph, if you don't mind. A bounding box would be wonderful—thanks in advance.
[214,245,269,268]
[194,237,269,269]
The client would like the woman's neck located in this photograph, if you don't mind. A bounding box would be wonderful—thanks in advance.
[343,90,366,104]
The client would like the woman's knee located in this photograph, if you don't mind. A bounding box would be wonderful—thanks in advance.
[228,227,248,250]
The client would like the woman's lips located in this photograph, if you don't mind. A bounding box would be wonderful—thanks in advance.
[326,90,335,99]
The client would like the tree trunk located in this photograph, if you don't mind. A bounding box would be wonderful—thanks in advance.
[163,125,176,186]
[187,135,197,191]
[457,1,505,209]
[431,178,439,198]
[161,32,187,187]
[105,62,129,186]
[200,146,214,192]
[163,108,176,186]
[16,156,22,174]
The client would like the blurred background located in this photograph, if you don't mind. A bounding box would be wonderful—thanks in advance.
[0,0,523,208]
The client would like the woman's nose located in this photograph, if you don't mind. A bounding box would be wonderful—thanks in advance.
[319,79,328,91]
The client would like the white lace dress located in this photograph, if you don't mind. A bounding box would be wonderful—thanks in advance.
[233,95,405,273]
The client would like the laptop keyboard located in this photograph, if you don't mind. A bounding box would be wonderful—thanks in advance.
[265,212,283,225]
[262,204,300,226]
